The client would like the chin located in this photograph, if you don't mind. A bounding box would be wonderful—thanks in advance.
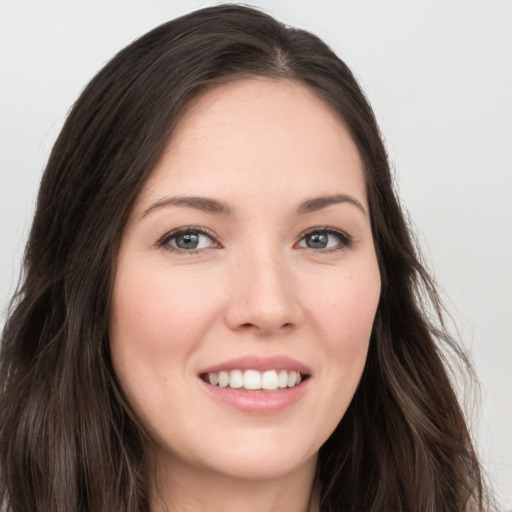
[155,428,319,483]
[205,449,317,482]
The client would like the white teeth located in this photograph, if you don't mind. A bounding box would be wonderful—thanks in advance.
[218,371,229,388]
[261,370,278,390]
[278,369,288,388]
[244,369,261,390]
[229,370,243,388]
[205,369,305,390]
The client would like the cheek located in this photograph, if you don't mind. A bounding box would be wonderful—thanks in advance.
[108,261,222,391]
[306,261,380,394]
[285,260,380,450]
[309,261,380,347]
[112,260,214,335]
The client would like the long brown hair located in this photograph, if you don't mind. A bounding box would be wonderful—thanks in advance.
[0,4,491,511]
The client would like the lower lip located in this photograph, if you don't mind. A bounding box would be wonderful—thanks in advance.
[199,378,309,414]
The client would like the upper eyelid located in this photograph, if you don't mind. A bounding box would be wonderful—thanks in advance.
[157,225,352,249]
[300,226,347,235]
[157,226,220,248]
[295,227,353,250]
[298,226,351,240]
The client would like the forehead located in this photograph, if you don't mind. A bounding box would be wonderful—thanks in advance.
[136,78,366,212]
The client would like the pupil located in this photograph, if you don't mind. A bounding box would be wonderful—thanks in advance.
[307,233,328,248]
[176,233,199,249]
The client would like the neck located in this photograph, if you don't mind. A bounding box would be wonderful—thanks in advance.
[149,452,319,512]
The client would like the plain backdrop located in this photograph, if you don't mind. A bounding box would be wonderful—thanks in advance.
[1,0,511,508]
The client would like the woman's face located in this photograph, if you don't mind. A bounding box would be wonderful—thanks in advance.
[110,79,381,483]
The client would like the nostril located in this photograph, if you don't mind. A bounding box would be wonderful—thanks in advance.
[240,322,294,330]
[224,297,302,334]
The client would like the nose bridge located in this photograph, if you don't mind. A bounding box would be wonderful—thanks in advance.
[226,240,301,334]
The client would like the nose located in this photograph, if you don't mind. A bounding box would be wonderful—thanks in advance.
[224,248,303,336]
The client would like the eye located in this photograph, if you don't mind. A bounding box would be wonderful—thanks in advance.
[296,228,352,251]
[158,227,219,252]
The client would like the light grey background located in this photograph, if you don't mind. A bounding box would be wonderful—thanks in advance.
[1,0,511,508]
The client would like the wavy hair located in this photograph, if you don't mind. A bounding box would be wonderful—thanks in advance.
[0,4,490,511]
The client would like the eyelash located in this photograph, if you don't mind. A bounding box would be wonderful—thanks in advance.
[157,226,219,254]
[297,227,353,252]
[157,226,353,254]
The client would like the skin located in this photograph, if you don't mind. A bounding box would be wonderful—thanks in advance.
[110,78,381,512]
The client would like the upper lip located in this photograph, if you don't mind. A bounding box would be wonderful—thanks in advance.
[199,355,312,375]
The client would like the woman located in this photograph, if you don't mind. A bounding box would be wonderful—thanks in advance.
[0,4,492,511]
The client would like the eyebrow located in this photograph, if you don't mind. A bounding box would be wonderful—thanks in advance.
[141,193,366,218]
[295,194,367,216]
[142,196,232,218]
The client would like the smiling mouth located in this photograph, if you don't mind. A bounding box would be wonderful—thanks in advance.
[200,369,309,391]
